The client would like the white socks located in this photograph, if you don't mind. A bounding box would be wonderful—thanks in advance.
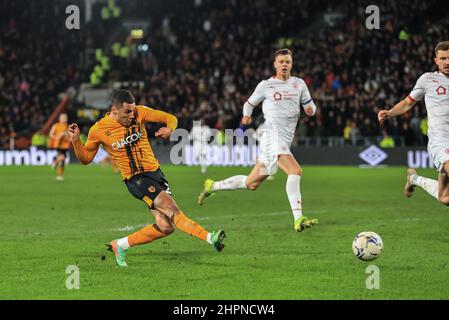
[211,174,304,222]
[117,237,130,250]
[212,175,248,191]
[286,175,302,221]
[206,233,212,244]
[411,174,439,200]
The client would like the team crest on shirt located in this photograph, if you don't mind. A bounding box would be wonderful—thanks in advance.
[273,92,282,101]
[293,82,299,89]
[436,86,447,96]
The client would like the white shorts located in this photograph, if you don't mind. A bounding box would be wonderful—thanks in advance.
[257,129,292,175]
[428,143,449,173]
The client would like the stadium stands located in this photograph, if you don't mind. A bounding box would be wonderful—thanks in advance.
[1,0,449,149]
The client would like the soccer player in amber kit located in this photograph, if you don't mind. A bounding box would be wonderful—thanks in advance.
[48,113,70,181]
[68,89,225,267]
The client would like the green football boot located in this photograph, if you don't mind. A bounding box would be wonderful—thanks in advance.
[294,216,318,232]
[198,179,215,205]
[106,240,128,267]
[210,230,226,252]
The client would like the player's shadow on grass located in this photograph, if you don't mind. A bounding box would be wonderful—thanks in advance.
[131,249,222,262]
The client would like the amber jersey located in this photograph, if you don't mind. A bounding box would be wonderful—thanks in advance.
[73,105,178,180]
[48,122,71,149]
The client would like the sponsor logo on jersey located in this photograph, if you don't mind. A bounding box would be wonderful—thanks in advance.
[112,131,142,150]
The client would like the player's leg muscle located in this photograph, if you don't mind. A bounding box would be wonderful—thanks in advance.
[153,191,180,220]
[278,154,302,176]
[154,191,211,242]
[246,162,269,190]
[438,161,449,206]
[151,208,175,235]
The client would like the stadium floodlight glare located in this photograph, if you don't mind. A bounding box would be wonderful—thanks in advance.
[138,44,149,52]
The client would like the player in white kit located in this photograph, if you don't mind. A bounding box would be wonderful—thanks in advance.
[378,41,449,205]
[190,121,211,174]
[198,48,318,232]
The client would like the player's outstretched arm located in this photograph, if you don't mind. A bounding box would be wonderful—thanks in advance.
[140,107,178,139]
[378,96,416,125]
[68,123,99,165]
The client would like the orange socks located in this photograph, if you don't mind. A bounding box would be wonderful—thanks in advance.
[173,211,209,242]
[119,212,209,250]
[56,166,64,177]
[128,224,168,247]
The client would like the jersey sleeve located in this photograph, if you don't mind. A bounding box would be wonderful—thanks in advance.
[300,79,314,106]
[300,79,317,114]
[136,105,178,131]
[48,124,56,138]
[408,74,427,102]
[247,81,266,107]
[72,125,101,165]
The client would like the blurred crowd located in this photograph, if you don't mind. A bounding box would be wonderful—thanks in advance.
[0,0,112,148]
[102,0,449,146]
[0,1,83,148]
[1,0,449,149]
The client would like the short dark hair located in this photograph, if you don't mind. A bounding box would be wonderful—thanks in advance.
[274,48,293,59]
[435,41,449,56]
[109,89,135,109]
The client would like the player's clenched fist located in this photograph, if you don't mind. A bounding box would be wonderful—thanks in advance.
[155,127,173,139]
[377,110,390,125]
[241,116,252,125]
[68,123,80,141]
[304,106,315,117]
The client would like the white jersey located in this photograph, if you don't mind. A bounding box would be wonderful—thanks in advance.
[409,72,449,147]
[247,76,315,146]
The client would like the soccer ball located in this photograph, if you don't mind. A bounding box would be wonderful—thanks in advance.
[352,231,383,261]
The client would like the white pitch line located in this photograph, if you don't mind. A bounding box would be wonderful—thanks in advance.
[113,224,147,232]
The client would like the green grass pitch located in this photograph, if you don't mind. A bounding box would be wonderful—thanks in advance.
[1,164,448,299]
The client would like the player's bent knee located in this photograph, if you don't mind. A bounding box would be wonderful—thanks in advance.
[443,162,449,176]
[246,182,259,191]
[154,193,179,217]
[158,223,175,235]
[159,202,179,219]
[284,167,302,176]
[438,193,449,206]
[439,196,449,206]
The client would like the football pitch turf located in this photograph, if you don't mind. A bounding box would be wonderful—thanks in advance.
[1,164,449,300]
